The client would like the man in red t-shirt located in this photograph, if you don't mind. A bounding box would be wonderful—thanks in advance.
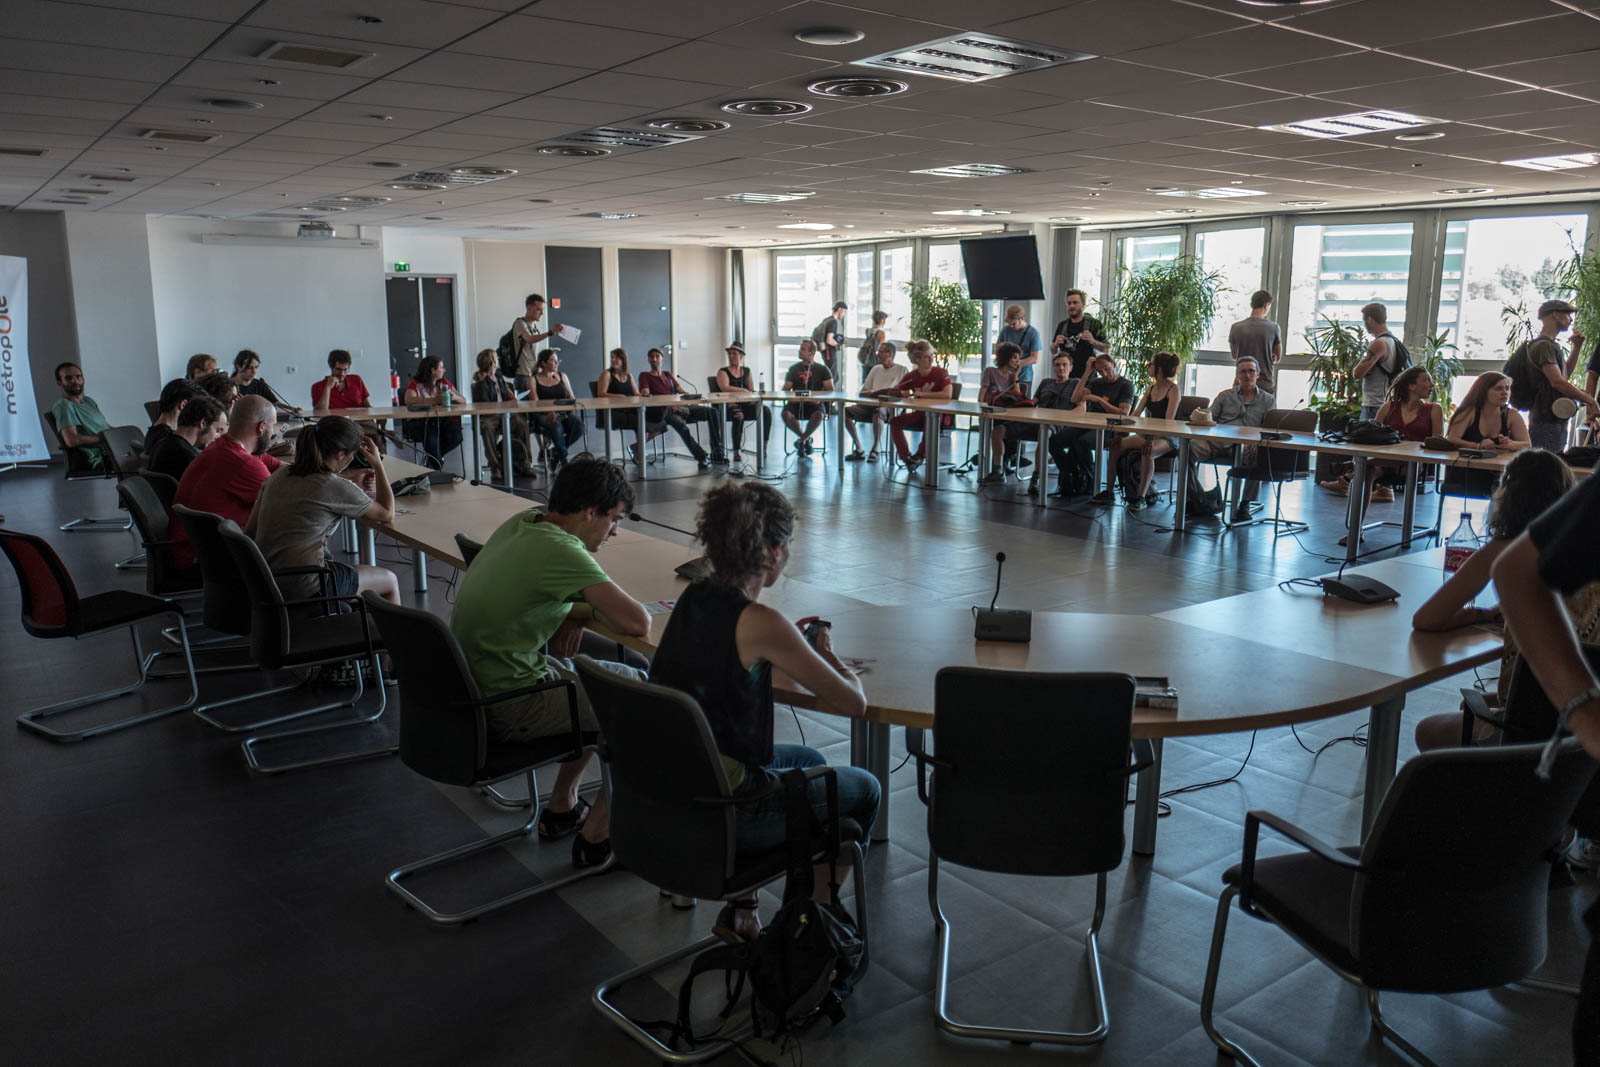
[170,395,281,566]
[888,341,954,471]
[311,349,371,410]
[637,347,722,466]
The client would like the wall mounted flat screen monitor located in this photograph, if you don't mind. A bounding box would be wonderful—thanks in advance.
[960,234,1044,300]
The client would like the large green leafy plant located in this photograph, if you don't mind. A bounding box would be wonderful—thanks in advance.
[1412,329,1463,413]
[1098,255,1224,391]
[906,278,982,365]
[1301,315,1368,420]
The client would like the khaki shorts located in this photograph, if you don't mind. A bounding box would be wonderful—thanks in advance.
[484,656,646,743]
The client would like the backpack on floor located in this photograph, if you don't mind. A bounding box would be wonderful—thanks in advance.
[1057,452,1095,498]
[1115,449,1142,500]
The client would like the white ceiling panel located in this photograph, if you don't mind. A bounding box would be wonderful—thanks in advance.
[1277,0,1565,48]
[1407,14,1600,69]
[543,73,729,109]
[615,42,837,89]
[994,0,1253,56]
[1117,24,1361,79]
[449,16,684,68]
[389,53,590,95]
[0,38,189,81]
[4,0,231,56]
[247,0,507,49]
[526,0,793,38]
[1234,51,1449,96]
[201,26,428,79]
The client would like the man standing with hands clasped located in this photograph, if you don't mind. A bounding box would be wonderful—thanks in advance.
[1051,288,1109,381]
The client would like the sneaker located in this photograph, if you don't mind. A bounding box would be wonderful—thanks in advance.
[1089,489,1116,505]
[1371,486,1395,502]
[978,472,1004,486]
[1320,478,1350,496]
[697,454,712,470]
[1567,836,1600,871]
[1025,483,1039,496]
[1127,497,1149,512]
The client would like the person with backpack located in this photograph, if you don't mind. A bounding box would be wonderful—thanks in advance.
[1352,302,1409,421]
[855,310,887,381]
[507,293,562,391]
[811,302,847,376]
[1502,299,1597,452]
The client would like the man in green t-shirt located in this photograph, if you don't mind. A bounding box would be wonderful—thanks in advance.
[452,458,651,868]
[49,362,110,469]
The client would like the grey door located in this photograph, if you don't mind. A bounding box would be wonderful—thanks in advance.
[544,246,606,396]
[385,274,458,387]
[618,248,673,367]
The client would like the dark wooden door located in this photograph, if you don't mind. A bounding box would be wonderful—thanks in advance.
[544,246,606,394]
[618,248,672,366]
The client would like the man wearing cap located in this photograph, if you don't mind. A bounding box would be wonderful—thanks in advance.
[1506,299,1597,452]
[715,341,770,461]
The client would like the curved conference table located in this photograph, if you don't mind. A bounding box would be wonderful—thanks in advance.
[360,472,1501,851]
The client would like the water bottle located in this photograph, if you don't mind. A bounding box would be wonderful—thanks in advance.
[1443,511,1478,577]
[441,382,452,409]
[758,374,767,394]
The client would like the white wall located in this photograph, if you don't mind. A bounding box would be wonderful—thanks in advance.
[668,245,724,388]
[147,218,388,409]
[465,239,544,360]
[0,211,80,444]
[63,213,161,428]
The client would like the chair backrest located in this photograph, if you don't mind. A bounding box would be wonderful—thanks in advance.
[950,379,963,401]
[1355,739,1597,991]
[43,410,98,478]
[0,528,81,636]
[100,425,145,476]
[143,400,161,422]
[216,519,292,663]
[173,505,253,635]
[1174,395,1209,422]
[574,656,738,897]
[1254,407,1315,477]
[706,375,719,394]
[118,476,196,597]
[930,668,1137,877]
[361,593,489,785]
[140,468,179,512]
[587,379,610,428]
[1500,644,1600,837]
[453,532,484,567]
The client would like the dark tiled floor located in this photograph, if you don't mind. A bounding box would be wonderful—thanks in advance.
[1,449,1590,1066]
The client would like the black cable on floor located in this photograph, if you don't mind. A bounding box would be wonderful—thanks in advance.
[1290,721,1367,755]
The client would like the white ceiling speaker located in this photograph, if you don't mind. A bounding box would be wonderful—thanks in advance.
[721,99,812,116]
[807,77,908,98]
[793,27,865,46]
[646,118,731,133]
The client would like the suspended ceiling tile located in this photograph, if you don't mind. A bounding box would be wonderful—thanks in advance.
[4,0,232,57]
[524,0,792,38]
[246,0,507,49]
[1117,24,1362,79]
[993,0,1254,56]
[342,82,522,113]
[1406,13,1600,69]
[615,42,838,89]
[543,72,728,109]
[1275,0,1563,48]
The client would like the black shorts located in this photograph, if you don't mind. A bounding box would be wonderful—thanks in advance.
[786,401,825,420]
[325,558,360,598]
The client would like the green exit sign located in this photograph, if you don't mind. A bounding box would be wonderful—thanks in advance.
[393,261,410,272]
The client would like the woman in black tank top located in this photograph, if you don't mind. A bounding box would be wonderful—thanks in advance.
[598,349,642,462]
[1100,351,1183,511]
[716,348,771,458]
[649,482,878,943]
[529,349,584,464]
[1446,372,1531,452]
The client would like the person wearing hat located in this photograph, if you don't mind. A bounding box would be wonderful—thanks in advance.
[1505,299,1597,452]
[715,342,771,462]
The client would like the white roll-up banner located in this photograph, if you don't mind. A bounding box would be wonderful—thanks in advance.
[0,255,49,463]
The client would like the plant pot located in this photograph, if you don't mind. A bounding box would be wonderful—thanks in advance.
[1314,410,1352,484]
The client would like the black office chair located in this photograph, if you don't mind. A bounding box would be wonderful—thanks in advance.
[43,410,132,532]
[143,400,161,423]
[908,668,1142,1046]
[0,527,197,742]
[217,520,394,774]
[1200,739,1597,1067]
[1221,408,1318,535]
[1499,644,1600,842]
[361,595,608,925]
[118,475,200,599]
[576,657,869,1063]
[453,532,484,568]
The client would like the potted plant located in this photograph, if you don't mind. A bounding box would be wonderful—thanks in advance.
[905,278,982,367]
[1097,256,1224,391]
[1299,316,1367,485]
[1412,329,1462,413]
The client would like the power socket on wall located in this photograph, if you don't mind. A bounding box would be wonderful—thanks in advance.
[285,365,297,375]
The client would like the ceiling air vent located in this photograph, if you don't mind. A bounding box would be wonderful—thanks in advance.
[1157,187,1266,199]
[395,170,513,187]
[327,195,391,205]
[910,163,1031,177]
[0,146,47,157]
[449,166,517,178]
[255,41,374,70]
[808,77,907,99]
[387,181,448,191]
[482,225,533,231]
[140,128,219,144]
[63,188,112,195]
[555,126,701,149]
[45,198,89,205]
[539,145,611,157]
[856,32,1095,83]
[577,212,643,219]
[647,118,731,133]
[721,99,812,117]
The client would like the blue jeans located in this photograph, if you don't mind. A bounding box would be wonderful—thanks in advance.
[1360,405,1380,421]
[734,744,879,858]
[1529,419,1568,453]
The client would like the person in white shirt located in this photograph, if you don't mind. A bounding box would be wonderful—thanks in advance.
[843,341,908,462]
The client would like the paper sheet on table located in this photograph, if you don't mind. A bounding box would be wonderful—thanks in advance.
[645,599,677,615]
[557,324,582,344]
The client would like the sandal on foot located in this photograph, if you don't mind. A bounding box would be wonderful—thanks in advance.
[572,834,613,869]
[713,898,761,945]
[537,797,589,840]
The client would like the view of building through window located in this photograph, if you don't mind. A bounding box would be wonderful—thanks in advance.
[1434,213,1586,361]
[927,243,967,291]
[774,254,834,340]
[1121,233,1181,274]
[1286,221,1413,352]
[880,246,913,342]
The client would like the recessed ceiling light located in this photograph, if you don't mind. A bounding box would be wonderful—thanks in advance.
[793,27,865,45]
[856,32,1095,84]
[539,145,611,157]
[1437,186,1494,195]
[449,167,517,177]
[1394,130,1445,142]
[1266,109,1438,139]
[708,191,816,204]
[646,118,731,133]
[1501,152,1600,172]
[557,126,700,149]
[1145,186,1174,192]
[1281,200,1329,207]
[1086,192,1101,197]
[388,181,448,191]
[721,99,812,117]
[808,77,907,99]
[1050,216,1088,222]
[370,114,394,122]
[330,195,390,204]
[1157,207,1202,215]
[932,208,1011,216]
[205,97,263,110]
[366,161,405,168]
[911,163,1031,177]
[1158,187,1266,199]
[578,211,643,220]
[778,222,835,230]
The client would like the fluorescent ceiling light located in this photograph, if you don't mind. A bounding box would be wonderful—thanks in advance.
[1156,187,1266,199]
[1281,200,1329,207]
[579,211,643,219]
[1266,109,1438,139]
[1500,152,1600,172]
[1157,208,1201,215]
[708,191,815,204]
[857,32,1094,83]
[911,163,1031,177]
[932,208,1011,216]
[777,222,834,230]
[1437,186,1494,195]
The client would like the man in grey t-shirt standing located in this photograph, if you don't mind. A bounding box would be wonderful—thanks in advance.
[1228,289,1282,392]
[1352,302,1402,420]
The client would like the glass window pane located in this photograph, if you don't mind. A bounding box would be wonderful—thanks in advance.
[927,243,967,291]
[1077,238,1104,308]
[1120,233,1181,273]
[1287,221,1413,351]
[1434,213,1586,360]
[1196,227,1265,352]
[775,254,834,339]
[843,251,874,338]
[880,246,913,339]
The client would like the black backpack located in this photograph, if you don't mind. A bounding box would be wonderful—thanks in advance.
[1375,332,1411,386]
[811,316,834,353]
[1504,341,1541,411]
[857,331,878,368]
[496,325,520,380]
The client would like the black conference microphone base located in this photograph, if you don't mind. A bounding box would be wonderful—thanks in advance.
[974,550,1032,642]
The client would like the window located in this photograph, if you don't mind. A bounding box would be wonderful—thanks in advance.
[1077,237,1104,309]
[775,254,834,340]
[879,246,913,340]
[1120,233,1181,273]
[927,243,967,291]
[843,250,874,338]
[1434,213,1586,360]
[1195,227,1265,352]
[1286,221,1413,352]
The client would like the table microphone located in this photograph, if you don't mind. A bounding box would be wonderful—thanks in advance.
[627,512,697,538]
[973,551,1031,643]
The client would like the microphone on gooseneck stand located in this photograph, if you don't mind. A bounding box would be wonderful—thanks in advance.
[627,511,697,538]
[973,550,1031,643]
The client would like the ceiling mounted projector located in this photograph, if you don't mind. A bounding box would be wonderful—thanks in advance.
[297,221,335,240]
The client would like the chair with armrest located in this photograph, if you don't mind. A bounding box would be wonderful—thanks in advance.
[102,424,151,570]
[575,657,869,1063]
[1220,407,1318,535]
[0,527,197,742]
[43,410,132,532]
[453,532,484,568]
[362,594,609,924]
[143,400,161,423]
[118,475,200,599]
[907,668,1142,1046]
[1200,738,1597,1066]
[213,520,394,774]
